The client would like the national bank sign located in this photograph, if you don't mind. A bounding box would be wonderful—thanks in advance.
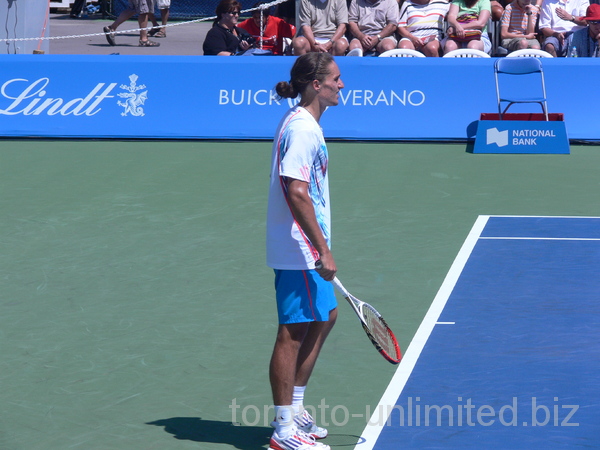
[0,74,147,117]
[475,120,569,154]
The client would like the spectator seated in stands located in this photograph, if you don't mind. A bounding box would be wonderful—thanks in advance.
[566,3,600,55]
[444,0,492,54]
[347,0,399,55]
[540,0,590,56]
[397,0,450,57]
[539,0,589,57]
[203,0,256,55]
[292,0,350,55]
[500,0,541,51]
[238,2,296,55]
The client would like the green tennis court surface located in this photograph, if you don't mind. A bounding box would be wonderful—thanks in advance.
[2,140,599,449]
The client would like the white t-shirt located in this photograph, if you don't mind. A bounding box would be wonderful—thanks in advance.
[267,106,331,270]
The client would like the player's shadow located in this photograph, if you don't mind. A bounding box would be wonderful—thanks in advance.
[147,417,364,449]
[147,417,271,449]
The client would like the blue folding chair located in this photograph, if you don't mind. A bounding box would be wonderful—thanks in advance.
[494,57,549,121]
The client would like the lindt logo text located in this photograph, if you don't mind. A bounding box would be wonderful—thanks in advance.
[0,78,117,116]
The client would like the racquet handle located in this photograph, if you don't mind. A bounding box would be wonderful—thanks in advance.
[314,260,350,297]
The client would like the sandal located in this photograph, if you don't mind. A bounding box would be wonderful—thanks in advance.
[103,26,116,46]
[153,30,167,38]
[139,39,160,47]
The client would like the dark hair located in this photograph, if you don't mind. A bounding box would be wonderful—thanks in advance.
[215,0,242,21]
[275,53,335,99]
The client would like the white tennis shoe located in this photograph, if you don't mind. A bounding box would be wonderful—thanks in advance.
[294,409,328,439]
[269,427,330,450]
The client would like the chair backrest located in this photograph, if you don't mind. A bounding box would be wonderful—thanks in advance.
[495,56,543,75]
[507,49,554,58]
[347,48,363,57]
[379,49,425,57]
[443,49,490,58]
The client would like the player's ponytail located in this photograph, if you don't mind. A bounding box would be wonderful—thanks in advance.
[275,53,334,99]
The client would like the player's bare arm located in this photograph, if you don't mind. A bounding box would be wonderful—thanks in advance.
[285,177,337,280]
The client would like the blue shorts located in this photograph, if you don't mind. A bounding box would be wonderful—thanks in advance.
[274,269,337,324]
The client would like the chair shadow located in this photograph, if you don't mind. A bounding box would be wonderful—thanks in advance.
[147,417,364,449]
[147,417,271,449]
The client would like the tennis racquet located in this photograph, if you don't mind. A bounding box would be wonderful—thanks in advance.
[316,262,402,364]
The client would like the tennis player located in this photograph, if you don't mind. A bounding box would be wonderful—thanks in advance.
[266,53,344,450]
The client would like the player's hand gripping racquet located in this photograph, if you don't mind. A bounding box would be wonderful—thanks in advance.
[315,261,402,364]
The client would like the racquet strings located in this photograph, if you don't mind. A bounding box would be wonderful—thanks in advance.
[361,303,401,362]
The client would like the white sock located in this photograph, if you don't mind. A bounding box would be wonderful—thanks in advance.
[274,405,294,438]
[292,386,306,415]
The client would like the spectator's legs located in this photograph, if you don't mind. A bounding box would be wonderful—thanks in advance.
[444,38,459,53]
[138,13,150,42]
[376,38,396,53]
[349,38,363,51]
[544,42,557,57]
[292,36,311,55]
[161,8,169,26]
[70,0,86,17]
[423,40,440,57]
[467,39,485,52]
[398,39,415,50]
[331,39,348,56]
[109,9,135,32]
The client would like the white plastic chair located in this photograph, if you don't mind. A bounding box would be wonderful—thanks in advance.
[347,48,363,57]
[379,49,425,57]
[494,57,549,120]
[443,49,490,58]
[507,49,554,58]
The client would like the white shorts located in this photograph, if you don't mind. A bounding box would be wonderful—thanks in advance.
[315,36,349,45]
[157,0,170,9]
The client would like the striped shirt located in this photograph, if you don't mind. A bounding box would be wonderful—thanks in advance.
[501,1,539,34]
[399,0,450,40]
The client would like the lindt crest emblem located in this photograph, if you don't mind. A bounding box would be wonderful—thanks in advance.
[117,74,148,117]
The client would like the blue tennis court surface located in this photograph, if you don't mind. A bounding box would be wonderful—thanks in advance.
[359,216,600,449]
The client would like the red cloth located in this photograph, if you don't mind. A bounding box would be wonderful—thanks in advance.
[238,16,296,55]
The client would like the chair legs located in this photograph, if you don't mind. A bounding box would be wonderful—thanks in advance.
[499,102,549,121]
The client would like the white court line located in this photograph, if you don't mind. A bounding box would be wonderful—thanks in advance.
[481,237,600,241]
[356,215,490,449]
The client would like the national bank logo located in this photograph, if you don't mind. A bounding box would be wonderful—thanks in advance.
[487,127,508,147]
[486,126,558,147]
[0,74,147,116]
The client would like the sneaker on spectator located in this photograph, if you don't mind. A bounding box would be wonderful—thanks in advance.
[294,409,328,439]
[269,428,330,450]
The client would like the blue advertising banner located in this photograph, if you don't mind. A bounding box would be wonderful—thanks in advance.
[0,55,598,141]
